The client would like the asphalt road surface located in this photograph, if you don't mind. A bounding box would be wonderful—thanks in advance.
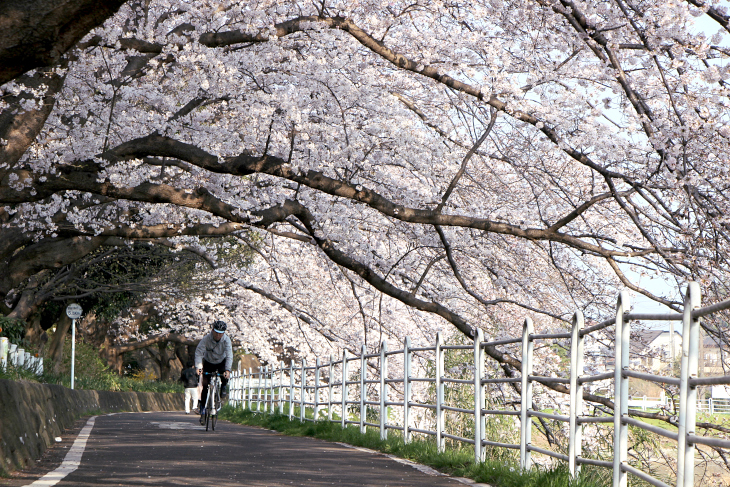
[7,412,476,487]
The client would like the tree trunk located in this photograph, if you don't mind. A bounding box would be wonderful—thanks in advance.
[104,332,200,377]
[101,335,125,375]
[174,342,197,368]
[157,341,173,381]
[23,313,47,353]
[48,314,71,374]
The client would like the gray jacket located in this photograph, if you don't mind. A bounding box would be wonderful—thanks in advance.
[195,333,233,371]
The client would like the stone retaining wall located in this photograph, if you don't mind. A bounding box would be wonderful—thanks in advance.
[0,379,182,474]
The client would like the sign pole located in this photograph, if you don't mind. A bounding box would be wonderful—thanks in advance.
[71,318,76,389]
[65,304,83,390]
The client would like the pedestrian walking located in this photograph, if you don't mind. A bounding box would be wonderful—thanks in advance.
[179,359,199,414]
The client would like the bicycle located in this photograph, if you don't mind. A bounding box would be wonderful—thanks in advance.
[202,371,222,431]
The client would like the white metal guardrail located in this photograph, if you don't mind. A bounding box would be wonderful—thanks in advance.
[0,338,44,375]
[229,282,730,487]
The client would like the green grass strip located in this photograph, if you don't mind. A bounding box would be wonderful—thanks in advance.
[219,405,610,487]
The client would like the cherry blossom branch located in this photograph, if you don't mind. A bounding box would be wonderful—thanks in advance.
[434,225,570,322]
[98,133,672,259]
[283,199,719,430]
[237,281,343,345]
[435,110,496,213]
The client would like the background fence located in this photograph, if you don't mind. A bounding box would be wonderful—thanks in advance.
[0,337,43,375]
[229,282,730,487]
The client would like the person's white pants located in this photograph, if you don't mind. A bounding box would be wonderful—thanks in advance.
[184,387,199,413]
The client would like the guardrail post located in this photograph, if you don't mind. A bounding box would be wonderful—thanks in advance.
[569,310,585,478]
[230,371,236,408]
[264,365,274,413]
[247,367,252,410]
[474,327,485,462]
[342,349,349,429]
[265,365,271,412]
[314,358,321,422]
[263,366,268,412]
[232,370,239,408]
[678,282,701,487]
[328,355,334,422]
[404,336,412,444]
[264,367,269,412]
[239,370,244,408]
[279,361,285,414]
[270,365,275,412]
[520,317,534,471]
[436,332,445,453]
[613,291,630,487]
[360,344,366,434]
[240,368,244,409]
[237,371,242,408]
[268,365,274,412]
[380,340,388,440]
[257,366,264,411]
[9,344,17,366]
[0,337,8,371]
[300,360,306,422]
[289,362,294,420]
[248,367,256,411]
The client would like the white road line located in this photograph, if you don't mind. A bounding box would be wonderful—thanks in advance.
[24,416,97,487]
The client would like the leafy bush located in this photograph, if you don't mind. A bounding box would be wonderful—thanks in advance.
[0,317,26,344]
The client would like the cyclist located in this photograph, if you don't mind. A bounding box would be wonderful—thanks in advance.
[195,320,233,425]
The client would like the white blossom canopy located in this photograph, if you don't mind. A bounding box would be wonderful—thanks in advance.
[2,0,730,371]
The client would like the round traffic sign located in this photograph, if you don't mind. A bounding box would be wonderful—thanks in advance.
[66,303,83,319]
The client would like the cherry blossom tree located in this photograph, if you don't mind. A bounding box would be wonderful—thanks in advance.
[3,0,730,457]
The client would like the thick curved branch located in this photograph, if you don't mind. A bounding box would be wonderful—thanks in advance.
[0,66,66,167]
[200,17,638,185]
[95,133,669,259]
[0,0,126,85]
[112,332,200,354]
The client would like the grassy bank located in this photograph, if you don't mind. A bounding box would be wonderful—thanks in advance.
[220,405,611,487]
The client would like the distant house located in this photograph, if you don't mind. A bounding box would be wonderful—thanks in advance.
[597,327,728,399]
[629,329,683,371]
[629,329,726,380]
[700,335,726,376]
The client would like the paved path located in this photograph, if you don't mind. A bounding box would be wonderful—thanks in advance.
[8,412,471,487]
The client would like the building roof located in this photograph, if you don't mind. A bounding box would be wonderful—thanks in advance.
[629,329,681,356]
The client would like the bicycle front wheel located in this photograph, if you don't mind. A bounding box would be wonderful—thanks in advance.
[212,385,219,430]
[205,407,210,431]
